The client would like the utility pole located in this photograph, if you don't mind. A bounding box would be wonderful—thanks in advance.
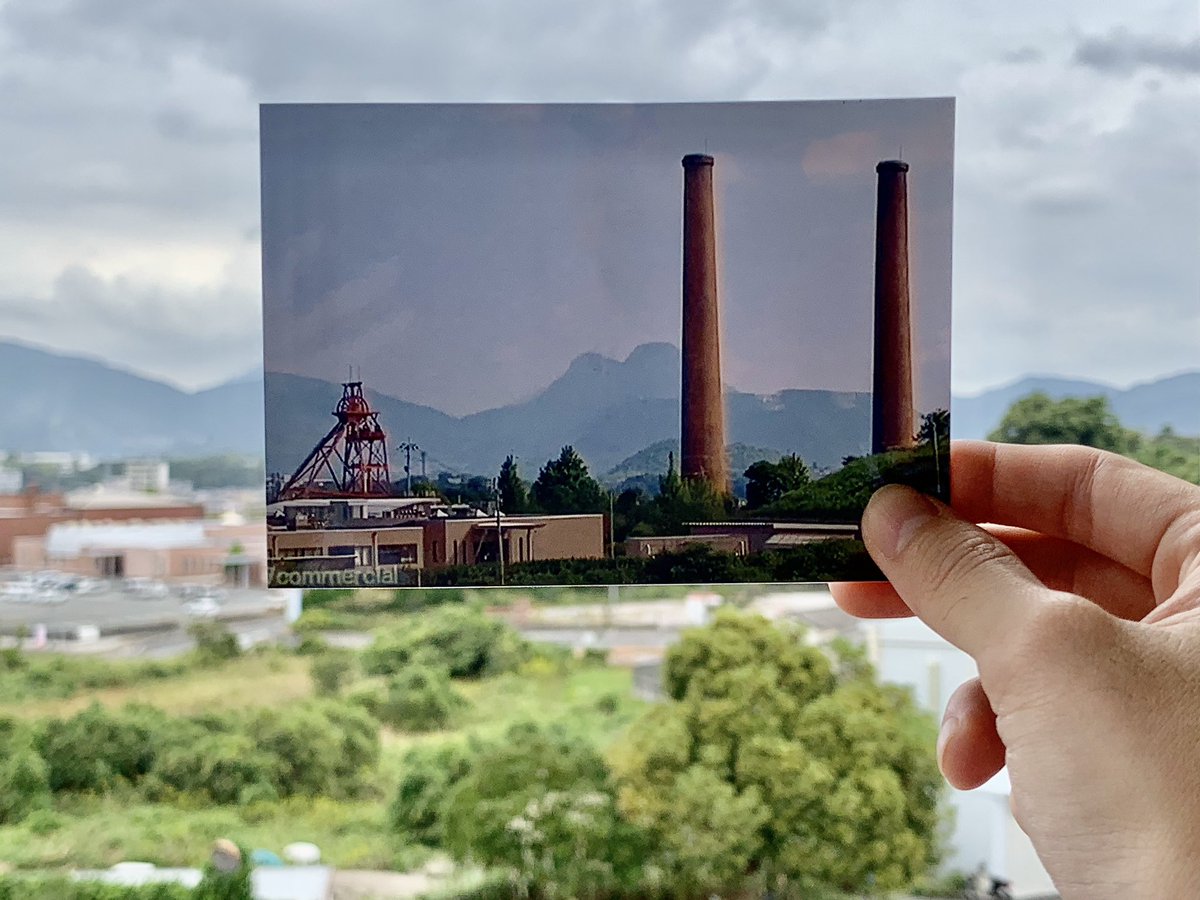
[493,478,505,586]
[396,440,420,496]
[420,450,427,481]
[608,491,615,560]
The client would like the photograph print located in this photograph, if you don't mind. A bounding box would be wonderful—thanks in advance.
[261,99,954,589]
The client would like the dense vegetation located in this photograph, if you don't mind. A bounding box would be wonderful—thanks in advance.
[990,391,1198,483]
[423,540,882,586]
[1,607,948,897]
[384,609,944,897]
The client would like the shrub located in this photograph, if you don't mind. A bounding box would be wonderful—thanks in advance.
[154,732,282,805]
[37,704,171,792]
[440,721,649,895]
[243,701,379,799]
[293,607,336,634]
[310,649,354,696]
[0,876,192,899]
[188,620,241,664]
[362,607,526,679]
[375,666,465,732]
[389,741,476,845]
[0,740,51,824]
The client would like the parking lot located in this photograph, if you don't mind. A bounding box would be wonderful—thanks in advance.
[0,570,284,640]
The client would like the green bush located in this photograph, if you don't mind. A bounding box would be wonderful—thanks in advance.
[37,704,171,792]
[310,649,355,696]
[293,607,337,634]
[376,666,466,732]
[188,621,241,664]
[153,731,282,805]
[390,741,476,845]
[441,721,648,896]
[0,876,192,899]
[0,740,51,824]
[244,701,379,799]
[362,607,527,679]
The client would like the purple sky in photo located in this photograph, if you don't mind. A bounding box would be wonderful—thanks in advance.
[261,100,953,416]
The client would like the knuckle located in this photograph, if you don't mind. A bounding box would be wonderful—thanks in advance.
[915,528,1013,600]
[1015,591,1117,660]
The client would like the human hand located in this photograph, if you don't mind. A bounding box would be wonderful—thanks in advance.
[830,440,1200,898]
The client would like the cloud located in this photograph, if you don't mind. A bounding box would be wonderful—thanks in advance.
[0,260,262,390]
[1074,30,1200,76]
[0,0,1195,402]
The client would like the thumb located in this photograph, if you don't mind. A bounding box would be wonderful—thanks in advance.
[861,484,1047,661]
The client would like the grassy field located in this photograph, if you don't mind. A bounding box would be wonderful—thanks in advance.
[0,653,312,720]
[0,646,645,872]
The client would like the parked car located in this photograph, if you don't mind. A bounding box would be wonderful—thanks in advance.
[183,596,220,618]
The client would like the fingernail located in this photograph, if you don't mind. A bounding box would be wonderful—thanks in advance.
[864,484,939,559]
[937,714,959,773]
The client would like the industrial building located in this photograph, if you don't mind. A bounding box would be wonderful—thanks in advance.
[267,496,603,585]
[624,521,860,559]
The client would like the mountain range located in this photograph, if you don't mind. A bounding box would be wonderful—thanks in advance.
[0,340,1196,476]
[264,342,871,478]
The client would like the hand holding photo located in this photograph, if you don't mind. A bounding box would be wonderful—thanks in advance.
[261,100,954,588]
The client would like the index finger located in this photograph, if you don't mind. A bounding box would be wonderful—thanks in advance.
[951,440,1200,589]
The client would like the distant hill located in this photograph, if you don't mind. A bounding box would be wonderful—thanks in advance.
[952,372,1200,439]
[265,344,873,479]
[0,340,264,458]
[4,339,1194,469]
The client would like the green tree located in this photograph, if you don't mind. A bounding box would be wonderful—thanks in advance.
[441,721,649,897]
[988,392,1133,452]
[610,610,943,894]
[531,446,607,514]
[916,408,950,446]
[744,454,811,509]
[497,455,530,513]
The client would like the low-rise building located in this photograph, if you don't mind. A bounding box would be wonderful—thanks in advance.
[12,519,266,586]
[0,487,205,566]
[625,521,860,558]
[267,497,604,585]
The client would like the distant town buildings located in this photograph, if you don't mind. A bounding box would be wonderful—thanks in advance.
[0,487,206,567]
[13,518,265,586]
[0,466,21,493]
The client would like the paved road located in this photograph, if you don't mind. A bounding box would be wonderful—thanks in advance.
[0,584,282,634]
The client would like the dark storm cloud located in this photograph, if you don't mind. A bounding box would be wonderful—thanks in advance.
[261,100,954,417]
[1074,30,1200,76]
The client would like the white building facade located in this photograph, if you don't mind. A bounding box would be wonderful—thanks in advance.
[866,616,1058,898]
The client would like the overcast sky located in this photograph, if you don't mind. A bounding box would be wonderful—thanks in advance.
[0,0,1196,399]
[262,100,953,415]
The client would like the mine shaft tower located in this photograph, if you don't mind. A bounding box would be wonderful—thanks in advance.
[277,381,394,500]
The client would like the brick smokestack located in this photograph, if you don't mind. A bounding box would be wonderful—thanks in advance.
[872,159,917,455]
[680,153,729,493]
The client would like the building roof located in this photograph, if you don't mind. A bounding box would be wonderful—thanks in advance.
[45,521,209,556]
[65,484,197,510]
[684,521,860,531]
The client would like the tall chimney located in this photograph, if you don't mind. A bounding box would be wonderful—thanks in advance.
[872,159,916,455]
[680,153,729,493]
